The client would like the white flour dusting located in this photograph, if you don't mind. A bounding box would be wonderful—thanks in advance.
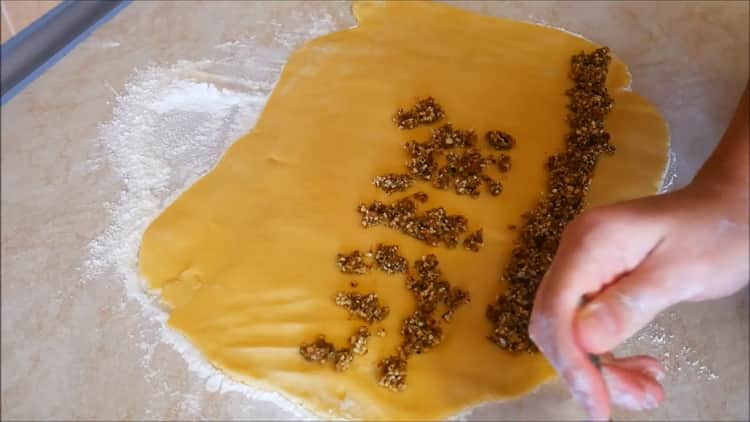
[83,7,711,420]
[620,311,718,382]
[83,10,342,419]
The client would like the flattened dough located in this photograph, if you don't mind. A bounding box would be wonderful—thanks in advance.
[139,1,669,419]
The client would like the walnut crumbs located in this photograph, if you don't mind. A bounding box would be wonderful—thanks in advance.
[486,47,615,353]
[393,97,445,129]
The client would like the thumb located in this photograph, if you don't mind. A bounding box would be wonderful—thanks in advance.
[574,264,683,354]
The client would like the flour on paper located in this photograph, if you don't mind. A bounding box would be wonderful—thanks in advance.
[83,9,340,418]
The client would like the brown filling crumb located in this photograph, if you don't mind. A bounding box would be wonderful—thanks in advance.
[431,124,477,148]
[336,250,371,274]
[393,97,445,129]
[400,310,442,355]
[350,280,359,288]
[377,355,408,391]
[482,175,503,196]
[405,139,440,181]
[335,291,390,324]
[373,173,415,194]
[300,326,373,372]
[405,132,503,197]
[378,254,470,391]
[412,191,429,202]
[486,47,615,353]
[349,326,371,355]
[300,336,336,364]
[462,229,484,252]
[486,130,515,150]
[333,349,355,372]
[357,197,472,249]
[372,243,408,274]
[497,153,512,173]
[438,149,489,197]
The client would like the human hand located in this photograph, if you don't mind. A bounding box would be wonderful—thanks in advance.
[529,83,749,421]
[528,179,749,420]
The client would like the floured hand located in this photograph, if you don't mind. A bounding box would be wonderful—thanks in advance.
[529,84,749,420]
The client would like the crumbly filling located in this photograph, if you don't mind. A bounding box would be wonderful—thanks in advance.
[334,291,390,324]
[462,229,484,252]
[373,173,416,194]
[486,47,615,353]
[393,97,445,129]
[357,197,476,249]
[377,254,470,391]
[336,250,371,274]
[373,243,409,274]
[485,130,516,150]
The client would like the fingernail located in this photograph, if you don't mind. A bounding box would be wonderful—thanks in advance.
[579,302,611,334]
[644,366,666,382]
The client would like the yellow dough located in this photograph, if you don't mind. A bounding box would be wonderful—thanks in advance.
[139,1,669,420]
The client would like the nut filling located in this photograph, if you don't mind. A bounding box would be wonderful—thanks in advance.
[373,173,416,194]
[404,124,510,198]
[357,196,482,249]
[335,291,390,324]
[300,327,373,372]
[393,97,445,129]
[486,130,515,150]
[377,254,470,391]
[373,243,409,274]
[486,47,615,353]
[336,250,371,274]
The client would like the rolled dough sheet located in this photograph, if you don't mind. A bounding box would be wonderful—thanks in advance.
[139,1,669,419]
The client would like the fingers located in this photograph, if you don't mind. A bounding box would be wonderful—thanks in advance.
[601,363,665,411]
[574,265,682,354]
[601,354,666,382]
[531,309,612,420]
[530,207,665,420]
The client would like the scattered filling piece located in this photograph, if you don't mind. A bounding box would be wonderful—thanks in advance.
[404,126,506,197]
[486,47,615,353]
[486,130,515,150]
[497,153,512,173]
[335,291,390,324]
[482,175,503,196]
[405,139,440,181]
[349,326,371,355]
[400,310,443,355]
[336,250,371,274]
[412,191,429,202]
[333,349,355,372]
[372,243,408,273]
[377,355,408,392]
[357,197,473,249]
[373,173,415,194]
[300,336,336,364]
[300,326,373,372]
[431,124,477,148]
[462,229,484,252]
[393,97,445,129]
[377,254,470,391]
[442,286,470,322]
[436,149,489,197]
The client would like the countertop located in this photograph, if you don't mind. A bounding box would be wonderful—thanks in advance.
[1,1,748,420]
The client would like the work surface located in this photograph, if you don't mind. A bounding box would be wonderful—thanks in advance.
[1,1,748,420]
